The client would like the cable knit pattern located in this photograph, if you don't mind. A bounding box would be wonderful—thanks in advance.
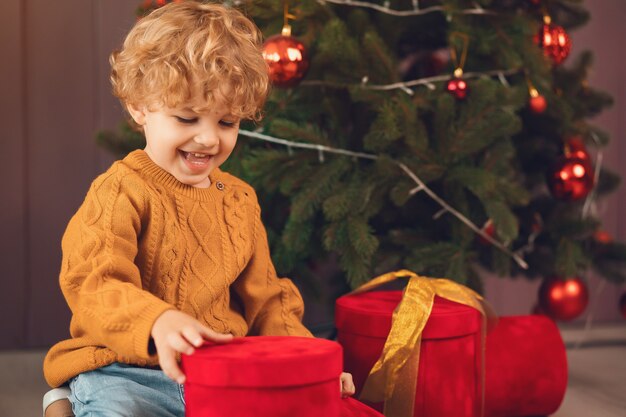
[223,187,254,272]
[44,150,312,388]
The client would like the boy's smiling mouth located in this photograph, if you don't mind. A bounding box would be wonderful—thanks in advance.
[179,150,213,169]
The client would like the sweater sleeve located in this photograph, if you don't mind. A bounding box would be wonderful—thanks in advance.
[59,171,173,360]
[230,198,313,338]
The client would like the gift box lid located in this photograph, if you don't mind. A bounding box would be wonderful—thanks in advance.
[335,291,481,339]
[182,336,342,388]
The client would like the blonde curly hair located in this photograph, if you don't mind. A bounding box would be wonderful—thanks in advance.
[110,1,269,121]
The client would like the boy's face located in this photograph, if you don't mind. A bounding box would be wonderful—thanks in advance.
[128,101,240,188]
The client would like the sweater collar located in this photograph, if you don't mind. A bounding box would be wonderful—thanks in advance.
[124,149,225,201]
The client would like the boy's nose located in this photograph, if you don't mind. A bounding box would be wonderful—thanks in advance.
[193,133,219,149]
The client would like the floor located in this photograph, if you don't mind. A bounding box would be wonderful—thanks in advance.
[0,323,624,416]
[552,323,626,417]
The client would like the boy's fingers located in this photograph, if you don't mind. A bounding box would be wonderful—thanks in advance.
[181,326,204,348]
[346,381,356,394]
[341,380,352,392]
[340,373,356,397]
[159,347,186,384]
[341,385,355,398]
[198,326,233,343]
[346,378,355,392]
[166,332,195,355]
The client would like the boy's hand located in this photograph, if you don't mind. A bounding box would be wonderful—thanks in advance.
[151,310,233,384]
[340,372,356,398]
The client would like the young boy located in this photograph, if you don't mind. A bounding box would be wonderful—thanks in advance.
[43,2,354,415]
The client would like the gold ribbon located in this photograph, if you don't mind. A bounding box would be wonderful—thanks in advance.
[353,270,497,417]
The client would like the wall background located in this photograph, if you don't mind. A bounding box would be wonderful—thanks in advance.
[0,0,624,349]
[0,0,133,349]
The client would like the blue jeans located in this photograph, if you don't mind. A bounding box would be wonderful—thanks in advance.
[68,363,185,417]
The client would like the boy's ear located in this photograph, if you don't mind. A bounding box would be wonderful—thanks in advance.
[127,104,146,126]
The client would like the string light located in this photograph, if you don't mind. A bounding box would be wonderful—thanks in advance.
[581,132,603,218]
[574,131,604,347]
[301,68,522,95]
[239,128,529,269]
[316,0,495,17]
[497,72,510,87]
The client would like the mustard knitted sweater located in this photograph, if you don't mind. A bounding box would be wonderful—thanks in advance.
[43,150,312,387]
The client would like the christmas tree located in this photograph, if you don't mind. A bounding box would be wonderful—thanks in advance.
[99,0,626,320]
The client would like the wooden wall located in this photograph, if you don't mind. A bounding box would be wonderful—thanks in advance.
[0,1,624,350]
[0,0,135,349]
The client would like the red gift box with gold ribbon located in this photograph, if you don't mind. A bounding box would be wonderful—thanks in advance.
[336,280,485,417]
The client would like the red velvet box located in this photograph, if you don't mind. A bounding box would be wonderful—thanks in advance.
[485,315,567,417]
[336,290,483,417]
[182,336,343,417]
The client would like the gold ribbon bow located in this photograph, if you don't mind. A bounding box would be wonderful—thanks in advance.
[353,270,496,417]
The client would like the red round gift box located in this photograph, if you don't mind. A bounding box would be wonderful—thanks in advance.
[182,336,343,417]
[484,315,567,417]
[336,290,483,417]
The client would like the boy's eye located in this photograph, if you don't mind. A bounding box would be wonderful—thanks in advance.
[175,116,198,124]
[220,120,238,128]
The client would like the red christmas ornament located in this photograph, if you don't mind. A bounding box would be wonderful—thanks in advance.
[529,94,547,113]
[536,17,572,65]
[565,136,591,162]
[262,34,309,88]
[593,230,613,244]
[539,277,589,321]
[478,219,496,245]
[547,154,594,201]
[620,293,626,318]
[446,77,469,100]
